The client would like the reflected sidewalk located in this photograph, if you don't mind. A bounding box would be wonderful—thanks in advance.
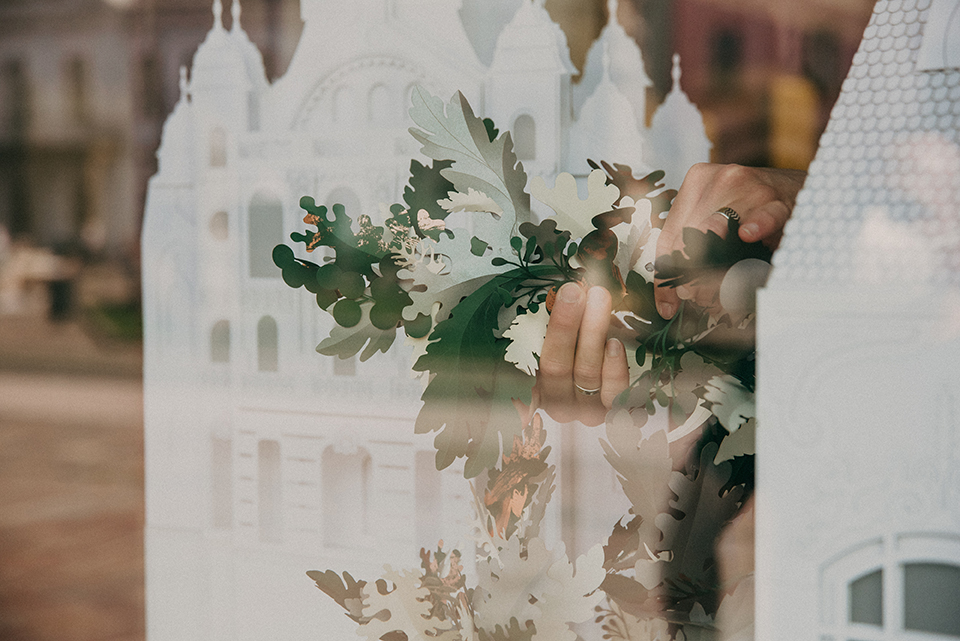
[0,313,144,641]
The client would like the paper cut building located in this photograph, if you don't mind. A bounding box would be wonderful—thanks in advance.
[141,0,709,639]
[758,0,960,638]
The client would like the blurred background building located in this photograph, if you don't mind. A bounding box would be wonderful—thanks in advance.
[0,0,874,276]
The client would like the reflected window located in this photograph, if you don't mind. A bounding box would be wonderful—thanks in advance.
[258,440,282,542]
[368,84,391,121]
[65,56,88,124]
[211,320,230,363]
[211,435,233,529]
[140,53,163,118]
[711,29,743,77]
[802,30,843,97]
[904,563,960,636]
[513,114,536,161]
[257,316,278,372]
[322,446,371,547]
[248,192,282,278]
[210,210,229,240]
[210,126,227,167]
[0,58,29,133]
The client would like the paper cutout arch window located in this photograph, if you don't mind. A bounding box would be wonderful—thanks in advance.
[513,114,536,160]
[209,210,229,240]
[848,568,883,627]
[210,319,230,363]
[917,0,960,71]
[821,535,960,640]
[257,316,278,372]
[332,86,353,123]
[368,84,392,122]
[210,126,227,167]
[258,440,282,542]
[322,445,371,548]
[248,193,282,278]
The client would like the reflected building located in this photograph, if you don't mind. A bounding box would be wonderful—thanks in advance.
[667,0,875,168]
[0,0,299,260]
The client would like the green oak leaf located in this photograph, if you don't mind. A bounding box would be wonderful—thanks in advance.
[409,87,531,235]
[291,198,384,279]
[413,269,547,477]
[318,299,397,361]
[404,159,455,240]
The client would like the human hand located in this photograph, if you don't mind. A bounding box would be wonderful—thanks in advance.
[534,282,631,427]
[654,163,806,319]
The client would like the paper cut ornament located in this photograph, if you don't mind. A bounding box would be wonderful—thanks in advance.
[758,0,960,638]
[141,0,714,639]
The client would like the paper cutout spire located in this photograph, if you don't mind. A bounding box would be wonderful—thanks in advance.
[646,54,711,190]
[230,0,241,33]
[213,0,224,31]
[575,0,651,129]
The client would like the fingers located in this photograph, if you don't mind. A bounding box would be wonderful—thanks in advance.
[537,283,630,425]
[654,164,806,318]
[572,286,612,393]
[600,338,629,408]
[737,198,791,246]
[538,282,586,383]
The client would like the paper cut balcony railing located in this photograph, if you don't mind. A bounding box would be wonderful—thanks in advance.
[270,87,766,641]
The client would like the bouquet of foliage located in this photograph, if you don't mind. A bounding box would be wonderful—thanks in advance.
[273,88,764,640]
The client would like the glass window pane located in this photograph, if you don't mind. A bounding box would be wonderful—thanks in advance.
[904,563,960,637]
[849,569,883,626]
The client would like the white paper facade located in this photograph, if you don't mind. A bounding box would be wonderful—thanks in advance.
[141,1,710,639]
[758,0,960,639]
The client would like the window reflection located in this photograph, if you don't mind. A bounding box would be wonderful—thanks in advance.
[322,446,370,548]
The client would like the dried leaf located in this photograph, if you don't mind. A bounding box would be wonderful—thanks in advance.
[305,570,367,623]
[359,566,460,641]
